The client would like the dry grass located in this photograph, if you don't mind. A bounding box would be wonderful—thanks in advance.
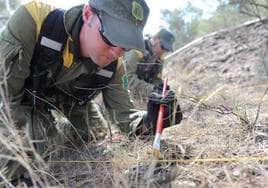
[1,37,268,188]
[0,63,267,188]
[0,85,50,187]
[0,68,267,188]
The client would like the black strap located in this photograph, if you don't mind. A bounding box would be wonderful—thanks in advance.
[29,8,68,93]
[73,60,118,103]
[27,9,68,149]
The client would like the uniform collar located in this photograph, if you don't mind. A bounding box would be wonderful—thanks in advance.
[64,5,83,60]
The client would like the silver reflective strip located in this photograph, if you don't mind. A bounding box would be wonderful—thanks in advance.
[40,36,62,51]
[96,69,113,78]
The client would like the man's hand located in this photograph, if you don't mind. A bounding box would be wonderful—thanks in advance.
[143,83,183,134]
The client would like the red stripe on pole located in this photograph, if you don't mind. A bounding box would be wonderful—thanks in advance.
[155,78,168,134]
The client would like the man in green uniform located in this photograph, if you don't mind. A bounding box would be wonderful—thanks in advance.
[124,28,175,101]
[0,0,182,186]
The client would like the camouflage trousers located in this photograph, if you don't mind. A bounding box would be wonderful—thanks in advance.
[0,101,108,186]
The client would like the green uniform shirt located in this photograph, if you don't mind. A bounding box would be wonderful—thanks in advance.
[124,39,163,100]
[0,1,144,134]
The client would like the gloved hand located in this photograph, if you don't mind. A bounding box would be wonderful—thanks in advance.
[142,83,183,134]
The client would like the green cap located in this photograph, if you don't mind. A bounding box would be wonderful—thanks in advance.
[89,0,149,51]
[157,28,175,52]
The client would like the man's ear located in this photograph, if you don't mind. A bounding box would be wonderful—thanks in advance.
[82,4,93,22]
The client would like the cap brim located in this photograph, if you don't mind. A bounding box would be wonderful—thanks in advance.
[100,12,145,52]
[161,41,173,52]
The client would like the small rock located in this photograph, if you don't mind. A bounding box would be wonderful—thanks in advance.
[171,180,197,188]
[233,170,241,177]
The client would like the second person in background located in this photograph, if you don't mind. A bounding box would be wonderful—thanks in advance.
[124,28,175,103]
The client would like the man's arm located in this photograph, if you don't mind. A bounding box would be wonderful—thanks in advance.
[103,60,183,136]
[124,50,155,99]
[102,60,146,134]
[0,4,38,124]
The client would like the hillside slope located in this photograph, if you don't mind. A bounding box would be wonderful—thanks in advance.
[159,18,268,187]
[165,18,268,96]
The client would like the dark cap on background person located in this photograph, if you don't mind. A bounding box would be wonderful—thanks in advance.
[157,28,175,52]
[89,0,150,51]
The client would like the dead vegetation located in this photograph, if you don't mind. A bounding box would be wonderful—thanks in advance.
[0,18,268,188]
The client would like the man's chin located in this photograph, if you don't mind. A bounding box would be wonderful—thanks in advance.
[95,55,115,67]
[95,60,113,68]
